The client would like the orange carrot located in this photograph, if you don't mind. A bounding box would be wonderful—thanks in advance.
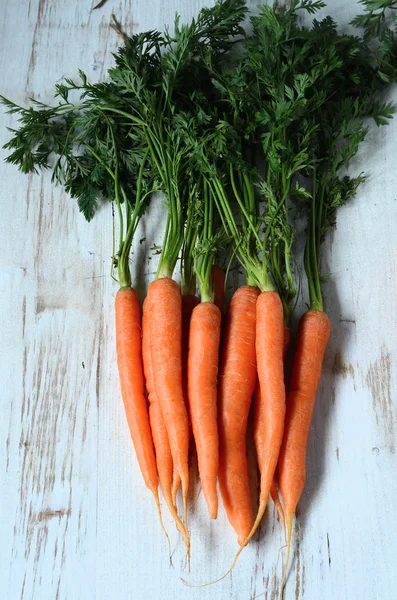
[242,291,285,545]
[218,286,260,542]
[278,310,330,583]
[142,296,190,551]
[204,290,285,582]
[270,324,291,522]
[188,301,221,518]
[147,278,190,525]
[115,288,158,493]
[182,294,200,421]
[115,287,168,536]
[171,293,198,505]
[211,264,226,315]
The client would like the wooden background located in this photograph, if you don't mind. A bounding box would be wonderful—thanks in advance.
[1,1,396,598]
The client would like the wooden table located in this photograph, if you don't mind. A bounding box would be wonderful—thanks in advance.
[1,1,396,598]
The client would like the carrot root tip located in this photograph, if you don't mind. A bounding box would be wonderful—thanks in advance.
[280,513,294,594]
[153,491,172,563]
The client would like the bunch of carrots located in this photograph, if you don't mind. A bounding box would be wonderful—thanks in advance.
[3,0,397,590]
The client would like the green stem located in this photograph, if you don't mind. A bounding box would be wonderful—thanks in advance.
[118,149,150,285]
[305,167,323,312]
[181,184,198,295]
[229,165,262,247]
[195,179,215,303]
[211,174,271,292]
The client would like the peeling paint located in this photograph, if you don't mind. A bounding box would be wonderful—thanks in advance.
[294,521,304,600]
[22,296,27,338]
[332,352,356,390]
[26,0,48,90]
[35,509,71,523]
[366,346,395,453]
[327,533,331,566]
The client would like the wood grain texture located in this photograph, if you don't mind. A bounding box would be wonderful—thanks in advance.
[0,1,396,599]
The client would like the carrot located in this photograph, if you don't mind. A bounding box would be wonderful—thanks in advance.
[206,290,285,582]
[183,176,224,519]
[115,287,169,538]
[269,323,291,523]
[116,288,158,492]
[142,296,190,551]
[278,310,330,584]
[211,264,226,315]
[188,301,221,518]
[172,293,199,505]
[242,291,285,545]
[146,277,190,528]
[182,294,200,419]
[218,285,260,542]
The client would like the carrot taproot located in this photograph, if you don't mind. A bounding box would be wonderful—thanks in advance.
[188,301,221,519]
[146,277,190,527]
[278,310,330,585]
[182,294,200,419]
[211,264,226,315]
[237,291,285,547]
[270,323,291,523]
[203,290,285,583]
[115,287,169,539]
[142,296,190,552]
[218,285,260,542]
[115,288,158,492]
[171,293,199,505]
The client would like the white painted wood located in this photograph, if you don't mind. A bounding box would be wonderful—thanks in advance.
[0,1,396,599]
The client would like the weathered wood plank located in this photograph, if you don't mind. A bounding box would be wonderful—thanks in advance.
[0,0,396,599]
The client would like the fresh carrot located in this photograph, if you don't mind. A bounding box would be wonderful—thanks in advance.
[218,285,260,542]
[248,291,285,541]
[269,323,291,523]
[116,288,158,493]
[142,296,190,551]
[278,310,330,581]
[116,287,170,543]
[171,293,199,505]
[186,177,224,519]
[182,294,200,419]
[204,289,285,584]
[147,278,190,527]
[188,301,221,518]
[208,167,290,548]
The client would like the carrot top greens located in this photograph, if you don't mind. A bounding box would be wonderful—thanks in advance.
[1,0,246,285]
[1,83,159,288]
[2,0,397,302]
[107,0,247,280]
